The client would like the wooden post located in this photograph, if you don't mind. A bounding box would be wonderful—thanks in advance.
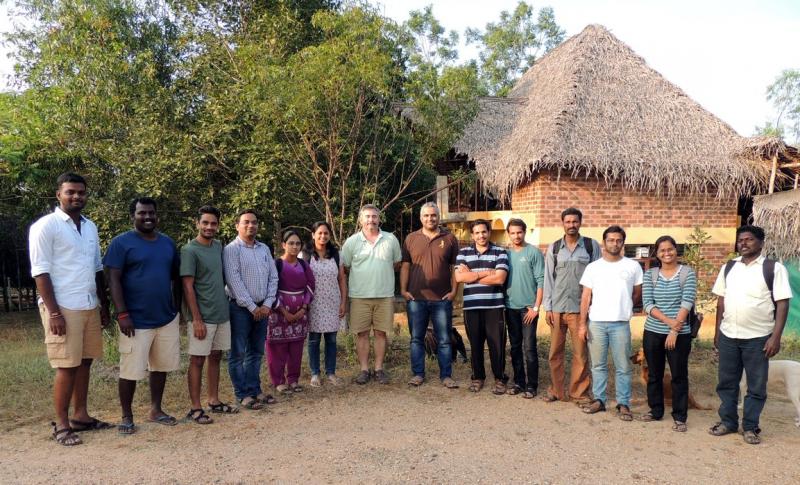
[768,155,778,194]
[436,175,449,216]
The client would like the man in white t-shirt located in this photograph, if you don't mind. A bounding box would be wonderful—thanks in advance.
[708,225,792,445]
[578,225,643,420]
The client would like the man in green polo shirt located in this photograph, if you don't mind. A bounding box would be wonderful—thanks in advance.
[341,204,401,385]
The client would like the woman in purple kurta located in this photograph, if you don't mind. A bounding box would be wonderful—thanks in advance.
[267,230,315,392]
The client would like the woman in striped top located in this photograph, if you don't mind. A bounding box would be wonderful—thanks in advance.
[639,235,697,432]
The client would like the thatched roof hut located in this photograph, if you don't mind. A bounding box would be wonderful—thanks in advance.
[455,24,772,198]
[752,189,800,260]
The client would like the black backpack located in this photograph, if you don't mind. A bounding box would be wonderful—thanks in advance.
[551,237,595,279]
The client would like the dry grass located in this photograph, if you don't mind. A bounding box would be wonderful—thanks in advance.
[752,189,800,260]
[455,24,775,199]
[2,310,799,432]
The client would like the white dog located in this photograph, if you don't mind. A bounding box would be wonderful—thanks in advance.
[739,360,800,427]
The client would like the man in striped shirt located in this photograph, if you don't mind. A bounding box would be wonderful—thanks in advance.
[455,219,509,394]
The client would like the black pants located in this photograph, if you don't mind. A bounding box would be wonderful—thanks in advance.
[505,308,539,391]
[464,308,506,381]
[642,329,692,422]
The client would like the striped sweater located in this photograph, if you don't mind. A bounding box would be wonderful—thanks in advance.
[642,265,697,335]
[456,243,509,310]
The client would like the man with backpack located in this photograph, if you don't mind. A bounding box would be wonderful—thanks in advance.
[709,225,792,445]
[541,208,600,404]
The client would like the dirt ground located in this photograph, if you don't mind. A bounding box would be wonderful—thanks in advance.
[2,316,800,484]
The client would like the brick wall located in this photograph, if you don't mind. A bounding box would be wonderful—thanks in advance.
[512,170,739,228]
[512,170,738,287]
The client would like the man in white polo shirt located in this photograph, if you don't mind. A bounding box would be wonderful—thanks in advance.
[29,173,112,446]
[709,225,792,445]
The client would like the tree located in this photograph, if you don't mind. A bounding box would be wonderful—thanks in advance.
[757,69,800,143]
[466,1,565,96]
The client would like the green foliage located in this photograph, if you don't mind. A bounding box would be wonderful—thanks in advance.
[1,0,563,250]
[465,1,565,96]
[683,226,717,308]
[757,68,800,143]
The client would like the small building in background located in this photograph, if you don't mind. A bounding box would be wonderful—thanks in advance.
[436,24,798,284]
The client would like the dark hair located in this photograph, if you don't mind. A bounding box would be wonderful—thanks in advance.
[561,207,583,222]
[602,225,626,242]
[57,172,87,189]
[651,235,677,267]
[197,205,221,221]
[236,208,258,223]
[506,218,527,232]
[470,219,490,233]
[281,229,302,243]
[305,221,339,261]
[736,225,765,242]
[129,197,157,216]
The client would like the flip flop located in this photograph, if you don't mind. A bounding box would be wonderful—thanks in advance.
[69,417,113,432]
[147,414,178,426]
[117,416,136,435]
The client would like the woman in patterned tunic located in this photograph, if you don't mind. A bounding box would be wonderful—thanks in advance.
[267,230,315,393]
[304,222,348,387]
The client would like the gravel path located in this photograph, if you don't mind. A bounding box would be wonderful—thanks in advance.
[3,366,799,484]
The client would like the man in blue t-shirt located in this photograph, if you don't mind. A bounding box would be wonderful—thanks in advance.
[104,197,181,434]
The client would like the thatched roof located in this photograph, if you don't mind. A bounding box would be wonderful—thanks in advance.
[455,24,772,198]
[752,189,800,260]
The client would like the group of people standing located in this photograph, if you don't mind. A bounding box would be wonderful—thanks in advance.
[30,172,792,447]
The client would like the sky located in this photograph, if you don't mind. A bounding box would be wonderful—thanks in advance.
[1,0,799,137]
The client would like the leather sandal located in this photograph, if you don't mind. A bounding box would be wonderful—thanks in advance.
[581,399,606,414]
[468,380,484,392]
[708,422,737,436]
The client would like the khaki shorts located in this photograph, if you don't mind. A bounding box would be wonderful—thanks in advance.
[348,298,394,336]
[39,304,103,369]
[119,315,181,381]
[187,320,231,356]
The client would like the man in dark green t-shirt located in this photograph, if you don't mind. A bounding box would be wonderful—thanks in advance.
[181,206,236,424]
[504,218,545,398]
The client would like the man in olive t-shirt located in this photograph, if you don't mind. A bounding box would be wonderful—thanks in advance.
[181,206,236,423]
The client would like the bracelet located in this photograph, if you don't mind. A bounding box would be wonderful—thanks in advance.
[50,311,63,318]
[116,311,130,319]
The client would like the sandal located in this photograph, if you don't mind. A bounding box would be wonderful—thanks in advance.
[51,422,82,446]
[708,422,737,436]
[289,382,304,393]
[616,404,633,421]
[240,397,264,410]
[408,375,425,387]
[637,412,659,422]
[540,393,559,403]
[117,416,136,435]
[581,399,606,414]
[672,421,688,432]
[506,385,522,396]
[276,384,291,394]
[186,408,214,425]
[468,380,484,393]
[148,414,178,426]
[257,394,277,405]
[522,390,536,399]
[69,417,113,432]
[492,380,507,396]
[209,402,239,414]
[742,430,761,445]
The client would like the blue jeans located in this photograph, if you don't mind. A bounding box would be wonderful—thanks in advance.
[716,332,770,432]
[228,302,268,401]
[408,299,453,380]
[587,321,633,407]
[308,331,338,376]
